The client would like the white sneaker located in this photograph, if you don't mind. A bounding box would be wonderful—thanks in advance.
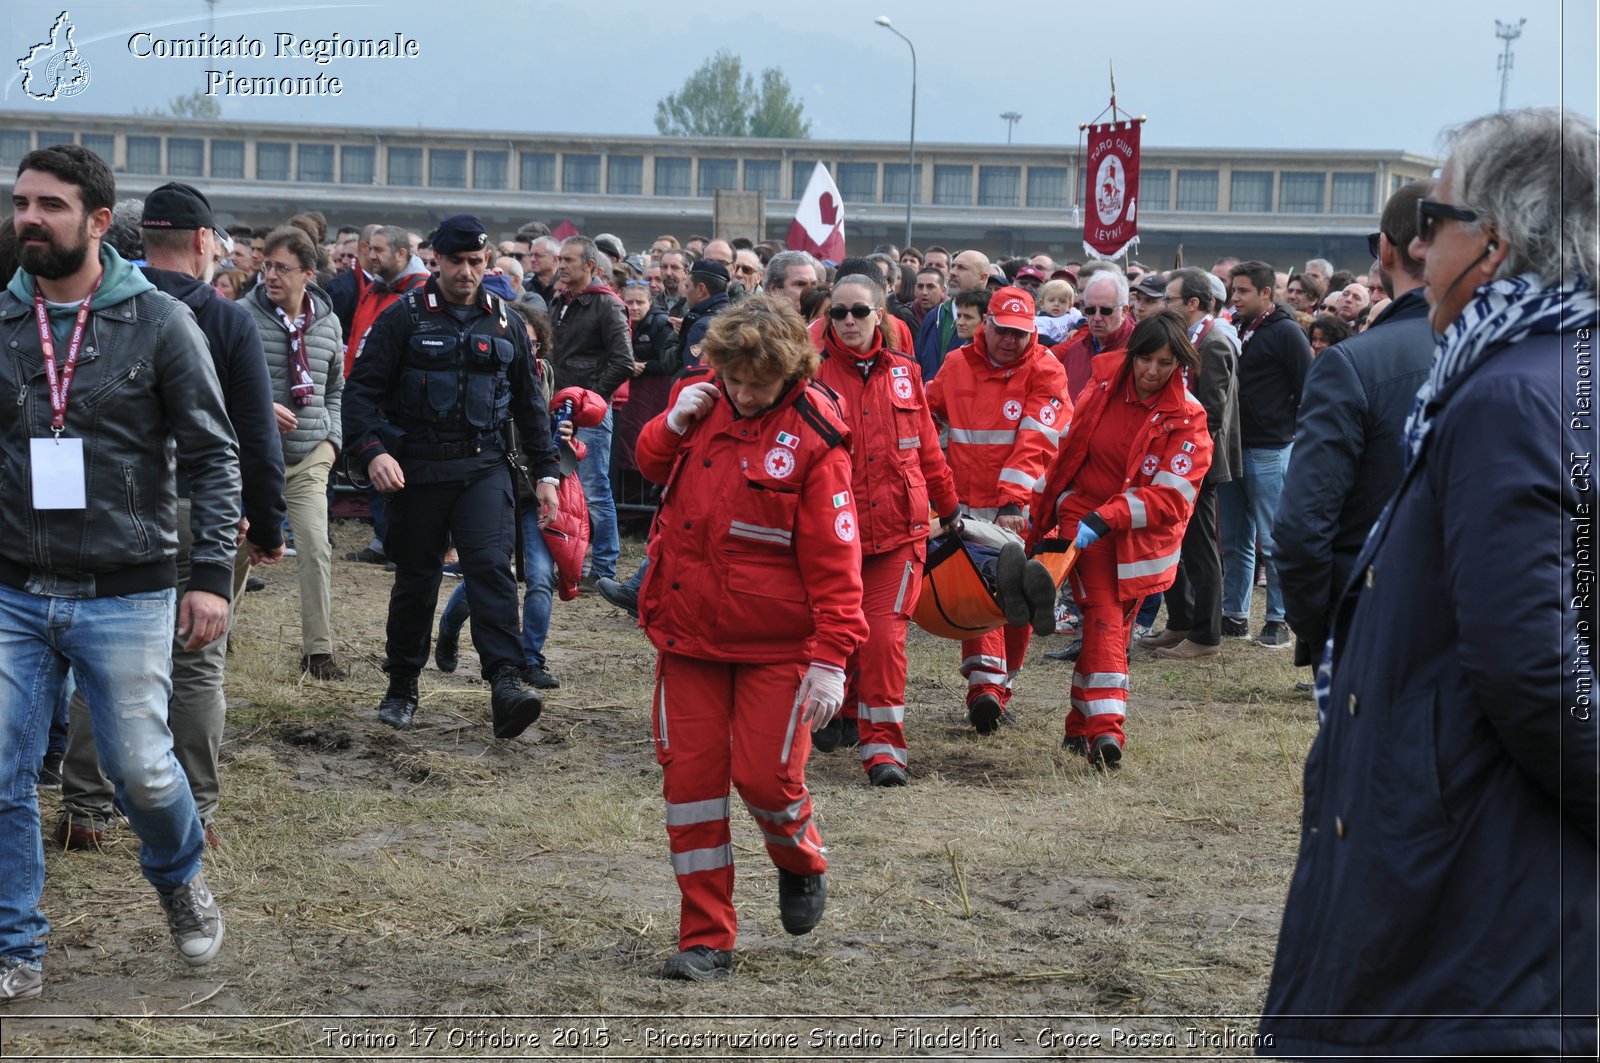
[159,869,225,966]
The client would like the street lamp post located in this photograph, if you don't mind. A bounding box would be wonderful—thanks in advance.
[1000,111,1022,144]
[875,15,916,250]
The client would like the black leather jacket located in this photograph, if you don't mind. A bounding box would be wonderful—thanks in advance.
[0,270,241,600]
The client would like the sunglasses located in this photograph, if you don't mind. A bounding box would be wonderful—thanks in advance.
[1082,305,1119,317]
[1416,199,1480,243]
[828,304,876,320]
[1366,231,1388,259]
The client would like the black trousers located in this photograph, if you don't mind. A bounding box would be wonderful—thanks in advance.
[1163,483,1221,646]
[383,466,520,679]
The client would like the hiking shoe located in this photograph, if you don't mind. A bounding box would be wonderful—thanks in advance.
[521,664,561,690]
[158,870,225,967]
[0,956,43,1003]
[995,542,1030,628]
[434,632,459,674]
[1090,734,1123,771]
[811,717,844,753]
[347,546,387,564]
[1044,637,1083,662]
[868,762,908,787]
[837,717,859,749]
[54,814,109,850]
[1258,621,1292,648]
[301,653,347,681]
[1063,734,1089,757]
[244,576,266,593]
[777,869,827,935]
[1221,616,1250,639]
[37,752,62,790]
[377,674,419,730]
[968,692,1003,735]
[596,577,639,618]
[1021,559,1058,635]
[1054,603,1081,634]
[661,945,732,981]
[490,668,543,740]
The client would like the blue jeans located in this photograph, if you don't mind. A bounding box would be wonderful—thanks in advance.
[576,408,619,580]
[440,509,558,669]
[0,584,204,964]
[1218,444,1291,623]
[624,556,650,594]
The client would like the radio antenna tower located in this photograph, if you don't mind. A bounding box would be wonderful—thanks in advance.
[1495,18,1526,112]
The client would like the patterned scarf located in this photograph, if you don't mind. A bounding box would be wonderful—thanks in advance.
[1317,272,1598,722]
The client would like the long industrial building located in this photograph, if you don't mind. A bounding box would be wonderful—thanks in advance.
[0,112,1437,266]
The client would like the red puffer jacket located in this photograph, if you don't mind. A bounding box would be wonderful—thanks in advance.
[925,330,1072,519]
[636,368,868,668]
[813,328,959,556]
[542,386,608,600]
[1029,351,1212,599]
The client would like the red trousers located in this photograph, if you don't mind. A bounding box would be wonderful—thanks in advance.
[1064,538,1135,744]
[960,623,1032,710]
[652,652,828,952]
[845,544,921,774]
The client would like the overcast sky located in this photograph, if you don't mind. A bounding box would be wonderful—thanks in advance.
[3,0,1594,157]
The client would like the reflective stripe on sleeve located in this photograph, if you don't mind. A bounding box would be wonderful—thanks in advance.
[1152,470,1198,503]
[1017,417,1060,445]
[1124,489,1147,530]
[998,466,1041,490]
[947,427,1018,445]
[1118,548,1183,580]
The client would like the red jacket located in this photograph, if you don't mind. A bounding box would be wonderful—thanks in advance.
[1050,313,1134,400]
[541,387,609,600]
[344,270,428,376]
[926,330,1072,519]
[1030,351,1213,599]
[813,328,959,556]
[636,368,868,668]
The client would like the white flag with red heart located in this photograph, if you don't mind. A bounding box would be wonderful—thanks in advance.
[787,162,847,262]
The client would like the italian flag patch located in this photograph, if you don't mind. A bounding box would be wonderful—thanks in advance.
[776,431,800,449]
[1180,440,1196,453]
[832,491,850,508]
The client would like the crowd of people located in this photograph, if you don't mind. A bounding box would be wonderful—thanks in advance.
[0,106,1593,1059]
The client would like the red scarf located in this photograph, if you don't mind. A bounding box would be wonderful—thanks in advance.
[822,324,883,374]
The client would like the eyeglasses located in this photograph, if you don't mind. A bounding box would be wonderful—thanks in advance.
[260,260,305,276]
[1082,305,1119,317]
[1416,199,1480,243]
[828,304,876,320]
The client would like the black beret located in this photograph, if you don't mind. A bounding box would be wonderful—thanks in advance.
[431,214,491,255]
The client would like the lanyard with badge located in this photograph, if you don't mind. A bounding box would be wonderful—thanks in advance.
[30,287,93,509]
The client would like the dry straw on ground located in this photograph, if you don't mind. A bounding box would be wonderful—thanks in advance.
[5,522,1313,1059]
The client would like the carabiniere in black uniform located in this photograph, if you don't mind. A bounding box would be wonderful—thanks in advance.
[343,214,559,738]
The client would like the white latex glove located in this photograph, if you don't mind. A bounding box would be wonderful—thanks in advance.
[796,663,847,730]
[666,381,720,434]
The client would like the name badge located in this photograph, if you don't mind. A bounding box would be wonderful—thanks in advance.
[31,437,86,509]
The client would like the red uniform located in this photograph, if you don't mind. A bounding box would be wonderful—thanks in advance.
[815,329,959,776]
[636,367,868,951]
[926,330,1071,713]
[1030,351,1212,749]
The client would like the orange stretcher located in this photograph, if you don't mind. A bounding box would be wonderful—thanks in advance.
[911,533,1080,641]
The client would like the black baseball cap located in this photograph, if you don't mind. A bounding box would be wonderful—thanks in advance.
[141,182,232,252]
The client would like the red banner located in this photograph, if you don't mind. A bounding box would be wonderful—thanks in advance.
[1082,121,1141,260]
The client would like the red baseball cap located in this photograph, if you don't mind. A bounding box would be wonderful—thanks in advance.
[988,287,1037,331]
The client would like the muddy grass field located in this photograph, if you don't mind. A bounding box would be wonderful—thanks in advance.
[3,521,1315,1060]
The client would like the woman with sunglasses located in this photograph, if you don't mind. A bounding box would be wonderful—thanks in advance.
[1029,312,1212,770]
[810,274,960,785]
[1261,107,1597,1060]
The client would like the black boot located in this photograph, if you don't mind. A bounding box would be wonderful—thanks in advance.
[996,542,1030,627]
[1022,559,1059,636]
[377,673,418,730]
[777,869,827,935]
[490,667,543,740]
[434,630,458,673]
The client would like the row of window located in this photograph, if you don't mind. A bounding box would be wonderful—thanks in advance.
[0,129,1374,214]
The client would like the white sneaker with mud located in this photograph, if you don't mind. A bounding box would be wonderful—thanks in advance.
[1,956,42,1003]
[159,869,225,966]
